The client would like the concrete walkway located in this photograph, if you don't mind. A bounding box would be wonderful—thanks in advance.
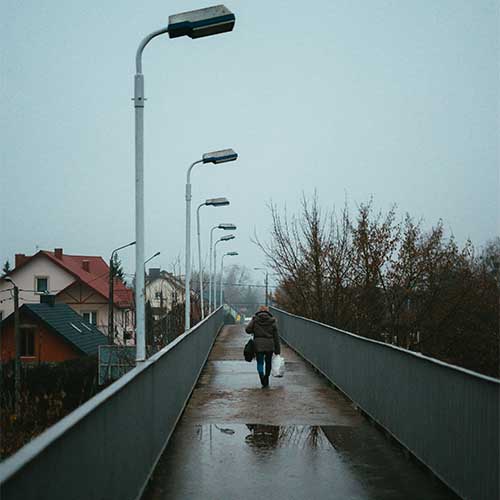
[143,325,457,500]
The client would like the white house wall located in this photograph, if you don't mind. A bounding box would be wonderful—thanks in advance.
[145,278,184,311]
[58,282,134,344]
[0,255,74,318]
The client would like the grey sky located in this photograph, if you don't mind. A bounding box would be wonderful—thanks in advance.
[1,0,498,283]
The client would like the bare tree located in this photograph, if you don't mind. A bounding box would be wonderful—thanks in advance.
[257,194,499,377]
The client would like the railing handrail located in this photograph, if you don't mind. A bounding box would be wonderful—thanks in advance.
[271,306,500,384]
[272,306,499,500]
[0,306,224,483]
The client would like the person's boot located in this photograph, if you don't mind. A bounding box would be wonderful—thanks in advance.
[259,373,266,387]
[263,375,269,388]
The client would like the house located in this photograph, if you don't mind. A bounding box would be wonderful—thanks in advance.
[0,248,134,343]
[145,268,185,321]
[0,296,108,363]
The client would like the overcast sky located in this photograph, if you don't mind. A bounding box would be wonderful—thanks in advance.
[1,0,498,285]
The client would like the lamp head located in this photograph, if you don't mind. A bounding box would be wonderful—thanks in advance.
[219,223,236,230]
[202,148,238,164]
[220,234,235,242]
[168,5,235,40]
[206,197,230,207]
[227,252,238,256]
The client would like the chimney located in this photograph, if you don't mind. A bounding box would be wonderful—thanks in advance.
[82,260,90,273]
[149,268,161,280]
[15,254,28,268]
[54,248,63,260]
[40,294,56,307]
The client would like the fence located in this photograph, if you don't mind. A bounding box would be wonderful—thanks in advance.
[272,307,499,500]
[0,307,224,500]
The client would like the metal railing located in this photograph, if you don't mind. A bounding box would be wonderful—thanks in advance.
[0,307,224,500]
[271,307,499,500]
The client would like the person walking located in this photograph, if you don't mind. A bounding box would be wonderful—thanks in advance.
[245,306,280,388]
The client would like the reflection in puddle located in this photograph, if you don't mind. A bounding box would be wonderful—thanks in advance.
[195,424,333,451]
[145,423,459,500]
[214,424,235,435]
[244,424,332,451]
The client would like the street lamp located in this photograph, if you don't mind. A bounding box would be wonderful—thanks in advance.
[144,251,161,267]
[134,5,236,360]
[197,198,230,320]
[109,241,136,345]
[185,151,237,331]
[213,234,235,308]
[209,223,236,312]
[220,252,238,306]
[254,267,269,306]
[168,5,236,39]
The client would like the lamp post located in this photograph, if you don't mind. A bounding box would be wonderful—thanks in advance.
[185,150,237,331]
[254,267,269,306]
[4,277,20,414]
[213,234,235,308]
[134,5,236,360]
[144,251,161,268]
[209,223,236,312]
[108,241,136,345]
[197,198,230,319]
[220,252,238,306]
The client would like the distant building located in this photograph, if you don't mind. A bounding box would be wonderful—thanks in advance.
[0,297,108,363]
[0,248,134,343]
[145,268,185,321]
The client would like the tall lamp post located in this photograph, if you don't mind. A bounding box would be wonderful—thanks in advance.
[213,234,235,308]
[254,267,269,306]
[197,198,230,319]
[209,223,236,312]
[185,149,237,331]
[134,5,236,360]
[220,252,238,306]
[108,241,136,345]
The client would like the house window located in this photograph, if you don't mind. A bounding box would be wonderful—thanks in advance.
[35,276,49,293]
[21,327,35,357]
[82,311,97,326]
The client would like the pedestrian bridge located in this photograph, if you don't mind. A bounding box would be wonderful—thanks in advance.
[0,308,498,500]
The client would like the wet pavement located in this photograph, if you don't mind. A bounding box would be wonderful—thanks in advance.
[143,325,458,500]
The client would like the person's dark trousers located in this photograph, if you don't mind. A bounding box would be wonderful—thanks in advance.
[256,352,273,387]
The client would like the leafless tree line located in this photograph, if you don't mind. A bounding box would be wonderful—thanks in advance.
[256,194,499,377]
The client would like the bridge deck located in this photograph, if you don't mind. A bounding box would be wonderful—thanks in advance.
[143,325,457,499]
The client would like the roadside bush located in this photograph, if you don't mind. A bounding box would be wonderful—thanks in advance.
[0,357,99,459]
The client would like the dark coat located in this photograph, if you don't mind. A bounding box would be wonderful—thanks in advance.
[245,310,281,354]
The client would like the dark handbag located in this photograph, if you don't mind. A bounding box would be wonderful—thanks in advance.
[244,339,255,362]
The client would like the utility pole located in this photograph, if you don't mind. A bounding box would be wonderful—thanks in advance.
[265,271,269,306]
[254,268,269,307]
[108,259,115,345]
[4,277,20,414]
[13,284,20,415]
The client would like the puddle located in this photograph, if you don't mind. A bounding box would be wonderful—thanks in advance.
[144,423,459,500]
[192,423,334,452]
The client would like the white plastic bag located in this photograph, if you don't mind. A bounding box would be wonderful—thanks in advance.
[271,354,285,377]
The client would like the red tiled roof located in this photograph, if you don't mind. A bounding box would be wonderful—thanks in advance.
[42,251,133,308]
[5,250,133,308]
